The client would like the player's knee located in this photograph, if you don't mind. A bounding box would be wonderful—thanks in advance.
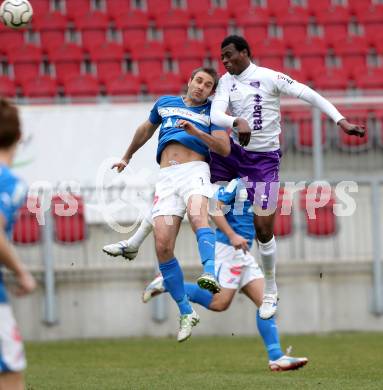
[155,241,173,260]
[188,214,206,230]
[210,300,231,312]
[255,226,273,242]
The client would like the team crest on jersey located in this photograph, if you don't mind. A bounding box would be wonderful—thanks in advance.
[230,84,237,92]
[250,81,260,88]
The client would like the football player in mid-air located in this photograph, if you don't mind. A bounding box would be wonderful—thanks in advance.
[0,98,36,390]
[210,35,366,320]
[104,67,230,342]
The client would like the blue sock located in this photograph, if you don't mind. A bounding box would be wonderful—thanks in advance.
[159,258,192,315]
[196,227,216,275]
[256,310,284,361]
[184,283,213,309]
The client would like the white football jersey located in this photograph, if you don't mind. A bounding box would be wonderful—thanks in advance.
[213,63,307,152]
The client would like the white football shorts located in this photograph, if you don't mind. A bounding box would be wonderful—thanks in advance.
[215,242,264,290]
[0,304,26,373]
[152,161,215,219]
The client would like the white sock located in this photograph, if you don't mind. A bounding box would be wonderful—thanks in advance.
[258,236,277,295]
[126,215,153,249]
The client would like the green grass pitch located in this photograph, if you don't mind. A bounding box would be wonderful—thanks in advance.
[26,333,383,390]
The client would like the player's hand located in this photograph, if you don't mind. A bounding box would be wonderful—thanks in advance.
[176,119,200,136]
[229,233,249,253]
[111,159,128,173]
[338,119,366,138]
[14,270,36,296]
[234,118,251,147]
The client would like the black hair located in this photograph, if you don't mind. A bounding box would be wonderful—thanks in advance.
[190,67,219,90]
[0,98,21,149]
[221,35,252,58]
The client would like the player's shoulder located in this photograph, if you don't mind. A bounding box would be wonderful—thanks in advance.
[255,66,281,80]
[0,166,26,207]
[156,95,182,106]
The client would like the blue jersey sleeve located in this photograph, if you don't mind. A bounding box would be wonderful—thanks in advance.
[211,123,226,132]
[148,99,162,125]
[216,178,239,205]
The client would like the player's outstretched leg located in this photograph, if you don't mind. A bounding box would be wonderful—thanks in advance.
[195,227,221,294]
[257,237,278,319]
[102,216,153,260]
[256,311,308,371]
[143,275,214,309]
[159,258,199,342]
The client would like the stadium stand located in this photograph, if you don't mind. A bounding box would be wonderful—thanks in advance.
[0,0,382,98]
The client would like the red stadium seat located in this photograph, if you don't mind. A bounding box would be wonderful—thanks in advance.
[12,200,41,245]
[243,27,268,47]
[233,7,271,26]
[136,60,164,82]
[335,109,370,152]
[30,0,50,15]
[186,0,215,15]
[275,7,309,25]
[170,40,206,80]
[204,28,229,57]
[51,195,86,243]
[194,8,231,28]
[314,69,351,90]
[290,110,327,152]
[266,0,290,14]
[130,41,165,61]
[300,186,337,237]
[353,2,383,24]
[106,0,132,18]
[63,75,99,97]
[104,74,142,95]
[332,38,368,71]
[0,25,26,52]
[33,12,68,51]
[0,77,16,97]
[256,39,286,58]
[21,76,57,98]
[146,0,172,18]
[314,7,351,24]
[113,10,149,29]
[161,28,189,49]
[153,6,191,25]
[7,45,42,83]
[355,68,383,90]
[322,24,349,45]
[307,0,332,13]
[74,12,110,51]
[89,43,124,82]
[282,26,308,45]
[48,44,84,83]
[64,0,91,19]
[273,187,293,237]
[258,57,283,71]
[146,73,183,95]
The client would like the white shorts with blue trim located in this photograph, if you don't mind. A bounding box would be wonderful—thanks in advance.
[152,161,215,219]
[215,242,264,290]
[0,304,26,373]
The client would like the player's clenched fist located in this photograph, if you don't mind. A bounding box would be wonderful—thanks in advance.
[111,160,128,173]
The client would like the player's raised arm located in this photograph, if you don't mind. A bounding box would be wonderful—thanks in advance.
[112,120,159,172]
[275,72,366,138]
[176,119,231,157]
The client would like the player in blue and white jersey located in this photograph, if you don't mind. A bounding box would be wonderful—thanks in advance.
[143,178,308,371]
[103,67,230,342]
[0,98,36,390]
